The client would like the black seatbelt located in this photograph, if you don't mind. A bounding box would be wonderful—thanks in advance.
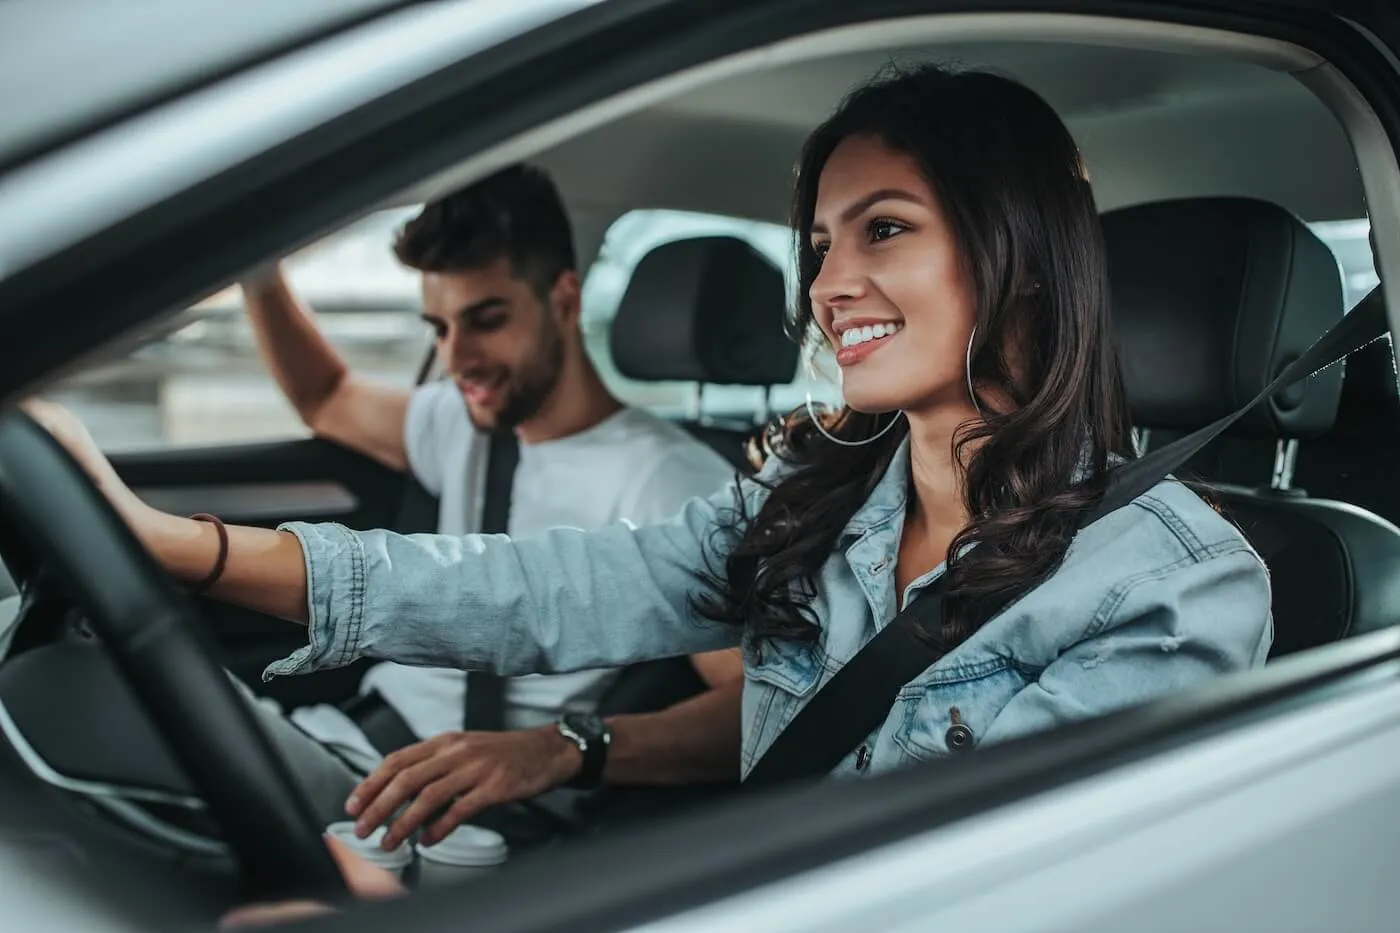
[392,476,439,535]
[744,288,1388,788]
[463,429,520,732]
[392,352,446,534]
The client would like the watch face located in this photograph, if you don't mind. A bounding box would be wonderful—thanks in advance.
[563,712,606,742]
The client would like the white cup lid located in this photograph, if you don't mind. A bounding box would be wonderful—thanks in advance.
[325,820,413,870]
[415,825,509,867]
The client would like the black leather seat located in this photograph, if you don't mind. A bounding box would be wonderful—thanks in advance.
[1104,197,1400,658]
[1292,335,1400,524]
[609,235,799,471]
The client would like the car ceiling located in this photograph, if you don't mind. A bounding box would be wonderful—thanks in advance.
[513,40,1363,267]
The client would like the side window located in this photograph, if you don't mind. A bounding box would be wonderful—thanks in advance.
[1308,218,1379,311]
[580,209,841,422]
[45,208,429,452]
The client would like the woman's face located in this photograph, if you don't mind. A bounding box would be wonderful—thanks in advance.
[809,134,979,417]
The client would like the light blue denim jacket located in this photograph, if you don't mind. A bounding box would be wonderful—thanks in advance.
[268,438,1272,780]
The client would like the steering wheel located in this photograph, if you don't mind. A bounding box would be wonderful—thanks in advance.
[0,409,348,904]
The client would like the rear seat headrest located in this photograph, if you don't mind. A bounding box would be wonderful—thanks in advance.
[1103,197,1345,440]
[609,235,798,386]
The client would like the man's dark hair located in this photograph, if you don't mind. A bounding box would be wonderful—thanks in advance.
[393,163,576,296]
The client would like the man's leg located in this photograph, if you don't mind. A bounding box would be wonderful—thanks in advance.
[228,677,362,827]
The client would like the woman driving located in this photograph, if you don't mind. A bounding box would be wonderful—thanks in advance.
[28,62,1271,914]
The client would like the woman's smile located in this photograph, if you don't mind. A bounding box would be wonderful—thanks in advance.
[834,319,904,366]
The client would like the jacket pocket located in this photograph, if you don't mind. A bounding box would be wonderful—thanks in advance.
[741,635,828,773]
[894,664,1030,763]
[743,634,824,699]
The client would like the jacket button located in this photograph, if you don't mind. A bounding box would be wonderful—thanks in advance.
[945,724,974,751]
[945,706,974,752]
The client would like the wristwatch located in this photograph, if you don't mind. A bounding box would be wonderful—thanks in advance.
[556,712,611,791]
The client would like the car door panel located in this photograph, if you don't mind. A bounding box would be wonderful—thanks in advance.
[111,437,404,529]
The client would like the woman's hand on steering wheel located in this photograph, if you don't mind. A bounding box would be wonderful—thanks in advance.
[19,400,155,536]
[1,401,348,900]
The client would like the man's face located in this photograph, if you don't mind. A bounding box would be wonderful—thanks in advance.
[420,257,569,433]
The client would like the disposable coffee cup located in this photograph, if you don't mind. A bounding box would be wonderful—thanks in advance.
[414,825,508,887]
[325,821,414,881]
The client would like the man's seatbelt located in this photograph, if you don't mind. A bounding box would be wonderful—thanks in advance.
[462,429,520,732]
[743,288,1389,789]
[392,350,445,534]
[392,476,439,535]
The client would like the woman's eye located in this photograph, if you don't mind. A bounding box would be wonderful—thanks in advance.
[869,219,906,242]
[811,242,829,264]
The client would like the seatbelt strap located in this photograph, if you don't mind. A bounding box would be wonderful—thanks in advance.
[463,429,520,732]
[392,475,439,535]
[744,288,1388,788]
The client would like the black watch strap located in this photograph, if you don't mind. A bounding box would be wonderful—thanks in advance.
[558,714,610,791]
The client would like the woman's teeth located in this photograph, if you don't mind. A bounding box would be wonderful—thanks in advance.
[840,322,903,348]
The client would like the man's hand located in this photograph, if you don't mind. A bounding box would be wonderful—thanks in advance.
[218,835,406,929]
[347,727,582,850]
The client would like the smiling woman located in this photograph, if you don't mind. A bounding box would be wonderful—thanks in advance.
[703,64,1141,647]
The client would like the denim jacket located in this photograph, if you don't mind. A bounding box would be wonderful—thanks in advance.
[268,438,1272,780]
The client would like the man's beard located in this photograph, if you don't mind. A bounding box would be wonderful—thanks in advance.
[465,319,566,433]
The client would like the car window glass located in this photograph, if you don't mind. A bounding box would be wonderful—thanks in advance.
[44,207,428,452]
[1309,218,1379,310]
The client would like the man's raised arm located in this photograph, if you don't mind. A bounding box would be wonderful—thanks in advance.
[242,265,412,471]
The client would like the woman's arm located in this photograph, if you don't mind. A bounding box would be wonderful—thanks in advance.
[142,512,312,622]
[980,545,1272,745]
[24,399,315,621]
[268,496,743,680]
[25,400,753,678]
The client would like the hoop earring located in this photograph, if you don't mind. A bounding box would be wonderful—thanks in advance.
[801,338,900,448]
[965,324,985,419]
[805,391,900,448]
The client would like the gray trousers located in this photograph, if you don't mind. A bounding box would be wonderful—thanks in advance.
[231,678,366,827]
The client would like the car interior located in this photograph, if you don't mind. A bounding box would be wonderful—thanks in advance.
[1,7,1399,930]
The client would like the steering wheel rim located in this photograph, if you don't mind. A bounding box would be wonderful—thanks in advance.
[0,409,348,904]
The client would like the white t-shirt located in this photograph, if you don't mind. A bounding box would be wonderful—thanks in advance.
[288,381,736,771]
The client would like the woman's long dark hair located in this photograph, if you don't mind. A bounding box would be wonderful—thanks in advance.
[695,63,1136,650]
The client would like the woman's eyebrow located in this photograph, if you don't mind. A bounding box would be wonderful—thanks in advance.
[811,188,926,235]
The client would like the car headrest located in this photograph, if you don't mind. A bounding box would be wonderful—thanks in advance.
[1103,197,1345,439]
[609,236,799,386]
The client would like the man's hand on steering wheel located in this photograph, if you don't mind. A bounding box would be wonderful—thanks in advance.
[348,727,584,850]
